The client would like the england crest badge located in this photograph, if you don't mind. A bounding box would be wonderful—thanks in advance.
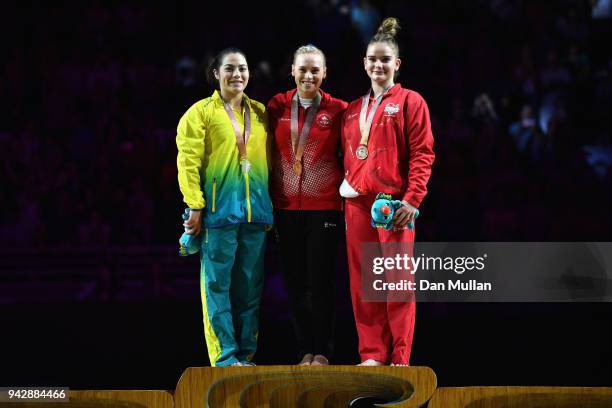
[384,103,400,116]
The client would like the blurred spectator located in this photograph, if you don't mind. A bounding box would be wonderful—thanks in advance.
[175,56,198,88]
[350,0,381,45]
[509,105,543,157]
[592,0,612,18]
[472,93,499,122]
[584,144,612,179]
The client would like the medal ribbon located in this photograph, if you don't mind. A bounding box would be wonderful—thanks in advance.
[223,98,251,162]
[358,86,391,148]
[290,91,321,164]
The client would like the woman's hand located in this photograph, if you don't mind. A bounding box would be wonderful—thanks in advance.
[392,201,417,231]
[183,209,202,236]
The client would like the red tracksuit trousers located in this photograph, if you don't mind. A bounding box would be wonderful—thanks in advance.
[345,196,416,365]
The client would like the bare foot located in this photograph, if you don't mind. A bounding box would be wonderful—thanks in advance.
[299,353,314,366]
[311,354,329,366]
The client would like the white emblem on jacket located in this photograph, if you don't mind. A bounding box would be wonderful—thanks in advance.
[384,103,400,116]
[317,113,332,129]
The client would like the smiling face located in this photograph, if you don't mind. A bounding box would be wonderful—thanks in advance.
[214,52,249,96]
[364,42,401,87]
[292,52,326,98]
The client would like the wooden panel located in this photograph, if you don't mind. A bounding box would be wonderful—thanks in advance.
[0,390,173,408]
[70,391,173,408]
[429,386,612,408]
[174,365,436,408]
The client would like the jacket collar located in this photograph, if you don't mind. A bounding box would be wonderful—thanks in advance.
[212,90,252,109]
[385,83,402,97]
[369,83,401,99]
[287,88,330,107]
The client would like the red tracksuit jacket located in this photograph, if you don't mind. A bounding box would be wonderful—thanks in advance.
[341,84,435,207]
[268,89,348,210]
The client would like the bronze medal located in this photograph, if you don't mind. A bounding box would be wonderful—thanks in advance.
[356,86,391,162]
[356,144,369,160]
[292,160,303,176]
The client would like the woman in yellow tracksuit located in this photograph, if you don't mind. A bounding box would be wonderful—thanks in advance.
[176,48,273,367]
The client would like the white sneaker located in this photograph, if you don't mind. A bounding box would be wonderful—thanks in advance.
[230,361,255,367]
[357,359,384,366]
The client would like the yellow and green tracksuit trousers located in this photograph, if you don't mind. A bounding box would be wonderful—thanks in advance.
[199,223,267,367]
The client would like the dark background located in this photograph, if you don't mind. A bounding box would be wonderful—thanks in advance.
[1,0,611,390]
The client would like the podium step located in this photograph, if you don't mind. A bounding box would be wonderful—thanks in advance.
[429,386,612,408]
[175,365,436,408]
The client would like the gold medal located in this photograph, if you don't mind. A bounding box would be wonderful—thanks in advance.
[290,92,321,179]
[292,160,302,176]
[356,144,369,160]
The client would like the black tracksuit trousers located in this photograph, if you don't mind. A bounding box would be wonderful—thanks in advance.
[275,209,341,360]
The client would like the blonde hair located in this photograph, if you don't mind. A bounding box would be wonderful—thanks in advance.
[369,17,401,56]
[293,44,326,66]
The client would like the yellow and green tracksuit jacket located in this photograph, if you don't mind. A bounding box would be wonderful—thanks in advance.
[176,91,273,227]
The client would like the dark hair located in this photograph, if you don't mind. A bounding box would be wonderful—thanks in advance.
[368,17,401,56]
[206,47,247,89]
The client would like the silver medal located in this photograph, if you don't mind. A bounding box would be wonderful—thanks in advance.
[240,158,251,174]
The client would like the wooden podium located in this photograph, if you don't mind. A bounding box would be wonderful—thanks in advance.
[429,386,612,408]
[174,365,436,407]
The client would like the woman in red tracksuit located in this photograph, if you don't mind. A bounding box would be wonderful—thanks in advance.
[267,45,348,366]
[341,18,435,366]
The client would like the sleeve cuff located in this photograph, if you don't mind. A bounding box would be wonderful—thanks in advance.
[401,192,420,208]
[186,199,206,210]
